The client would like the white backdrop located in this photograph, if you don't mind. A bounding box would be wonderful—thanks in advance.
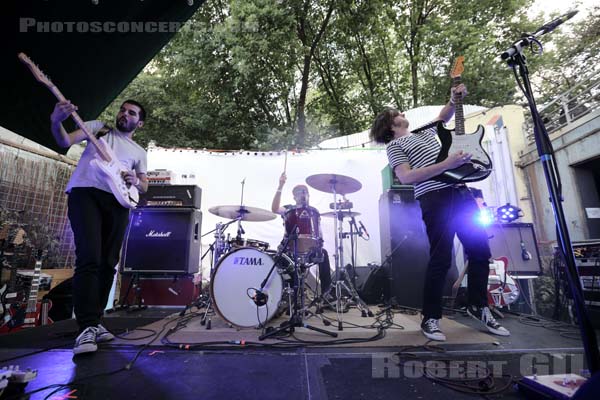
[147,148,390,276]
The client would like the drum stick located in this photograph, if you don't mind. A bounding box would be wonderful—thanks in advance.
[283,150,288,174]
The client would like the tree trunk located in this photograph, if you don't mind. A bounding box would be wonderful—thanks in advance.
[297,53,312,148]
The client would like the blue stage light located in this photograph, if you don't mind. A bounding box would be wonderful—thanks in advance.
[496,203,523,223]
[477,208,495,226]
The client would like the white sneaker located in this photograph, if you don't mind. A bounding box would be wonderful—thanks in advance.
[467,305,511,336]
[96,323,115,343]
[421,318,446,341]
[73,326,99,355]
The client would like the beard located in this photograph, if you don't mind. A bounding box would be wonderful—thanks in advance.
[116,117,134,133]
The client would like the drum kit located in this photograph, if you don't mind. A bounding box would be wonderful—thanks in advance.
[203,173,371,335]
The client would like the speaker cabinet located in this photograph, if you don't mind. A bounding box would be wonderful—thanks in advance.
[486,223,542,275]
[119,274,198,306]
[379,189,432,309]
[347,265,390,304]
[121,208,202,274]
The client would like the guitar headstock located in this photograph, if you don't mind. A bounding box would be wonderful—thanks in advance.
[17,53,54,89]
[450,56,465,79]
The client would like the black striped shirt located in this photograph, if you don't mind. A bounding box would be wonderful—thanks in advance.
[386,121,453,199]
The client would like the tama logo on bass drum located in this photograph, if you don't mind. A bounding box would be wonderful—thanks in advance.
[233,257,264,266]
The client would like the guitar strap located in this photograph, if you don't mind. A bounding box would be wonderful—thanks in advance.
[95,124,112,139]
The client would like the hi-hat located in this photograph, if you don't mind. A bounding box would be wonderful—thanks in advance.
[305,174,362,194]
[208,205,277,222]
[320,211,361,219]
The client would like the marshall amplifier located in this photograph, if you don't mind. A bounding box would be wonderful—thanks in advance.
[138,185,202,208]
[121,208,202,274]
[119,274,199,307]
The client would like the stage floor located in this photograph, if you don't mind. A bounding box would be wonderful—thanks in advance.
[0,305,593,400]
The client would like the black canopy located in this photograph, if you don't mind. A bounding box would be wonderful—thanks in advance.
[1,0,203,154]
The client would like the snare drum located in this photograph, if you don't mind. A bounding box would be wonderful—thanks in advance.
[229,237,270,251]
[211,247,294,328]
[282,206,322,256]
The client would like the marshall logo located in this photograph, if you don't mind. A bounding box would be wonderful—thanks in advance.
[145,230,172,238]
[233,257,264,266]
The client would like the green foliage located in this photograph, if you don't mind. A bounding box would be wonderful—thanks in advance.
[100,0,588,150]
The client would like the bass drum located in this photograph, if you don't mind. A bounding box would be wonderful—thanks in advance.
[211,247,294,328]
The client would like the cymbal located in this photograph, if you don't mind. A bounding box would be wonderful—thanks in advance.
[208,205,277,222]
[305,174,362,194]
[320,211,361,219]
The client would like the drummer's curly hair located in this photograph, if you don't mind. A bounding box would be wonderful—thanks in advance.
[370,108,401,144]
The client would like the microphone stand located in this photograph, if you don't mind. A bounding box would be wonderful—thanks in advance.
[259,226,337,340]
[503,35,600,374]
[259,226,297,291]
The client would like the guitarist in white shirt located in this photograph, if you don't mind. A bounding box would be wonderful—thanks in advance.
[370,85,509,341]
[51,100,148,355]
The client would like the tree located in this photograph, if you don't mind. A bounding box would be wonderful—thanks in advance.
[100,0,562,151]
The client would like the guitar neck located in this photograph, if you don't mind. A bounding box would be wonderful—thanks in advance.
[46,85,112,162]
[25,261,42,313]
[452,76,465,136]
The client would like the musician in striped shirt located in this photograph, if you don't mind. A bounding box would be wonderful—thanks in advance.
[370,84,509,341]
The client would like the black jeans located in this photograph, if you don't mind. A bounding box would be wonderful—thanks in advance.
[418,186,491,320]
[68,187,130,331]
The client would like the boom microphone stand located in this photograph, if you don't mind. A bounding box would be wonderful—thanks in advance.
[259,226,336,340]
[502,14,599,374]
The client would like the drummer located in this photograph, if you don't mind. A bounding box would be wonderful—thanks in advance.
[271,172,332,295]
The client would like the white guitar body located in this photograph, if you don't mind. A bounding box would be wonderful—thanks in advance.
[89,137,139,208]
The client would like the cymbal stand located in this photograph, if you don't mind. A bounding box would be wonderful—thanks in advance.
[236,178,247,241]
[323,183,372,330]
[186,220,236,328]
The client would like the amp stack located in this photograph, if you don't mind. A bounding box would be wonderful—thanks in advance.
[119,184,202,307]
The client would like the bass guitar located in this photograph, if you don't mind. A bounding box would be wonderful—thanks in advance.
[18,53,139,208]
[434,56,493,183]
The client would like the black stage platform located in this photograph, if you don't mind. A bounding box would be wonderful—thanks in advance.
[0,306,595,400]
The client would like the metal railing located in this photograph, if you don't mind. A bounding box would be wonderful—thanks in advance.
[524,64,600,144]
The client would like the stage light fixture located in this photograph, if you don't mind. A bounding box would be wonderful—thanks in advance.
[496,203,523,223]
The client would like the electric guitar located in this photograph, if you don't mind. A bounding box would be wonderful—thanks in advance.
[487,256,520,307]
[0,260,27,330]
[1,249,53,332]
[434,56,493,183]
[450,257,520,308]
[18,53,139,209]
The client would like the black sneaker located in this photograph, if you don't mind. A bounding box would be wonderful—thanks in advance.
[73,326,99,355]
[466,305,510,336]
[421,318,446,341]
[96,323,115,343]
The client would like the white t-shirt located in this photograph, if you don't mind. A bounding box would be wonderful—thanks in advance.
[66,120,147,194]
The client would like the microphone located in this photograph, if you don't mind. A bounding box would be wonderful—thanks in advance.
[520,240,532,261]
[358,221,370,239]
[501,10,578,60]
[253,290,268,306]
[532,10,578,37]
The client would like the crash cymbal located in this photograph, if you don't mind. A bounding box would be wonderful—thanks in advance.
[305,174,362,194]
[208,205,277,222]
[320,211,361,219]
